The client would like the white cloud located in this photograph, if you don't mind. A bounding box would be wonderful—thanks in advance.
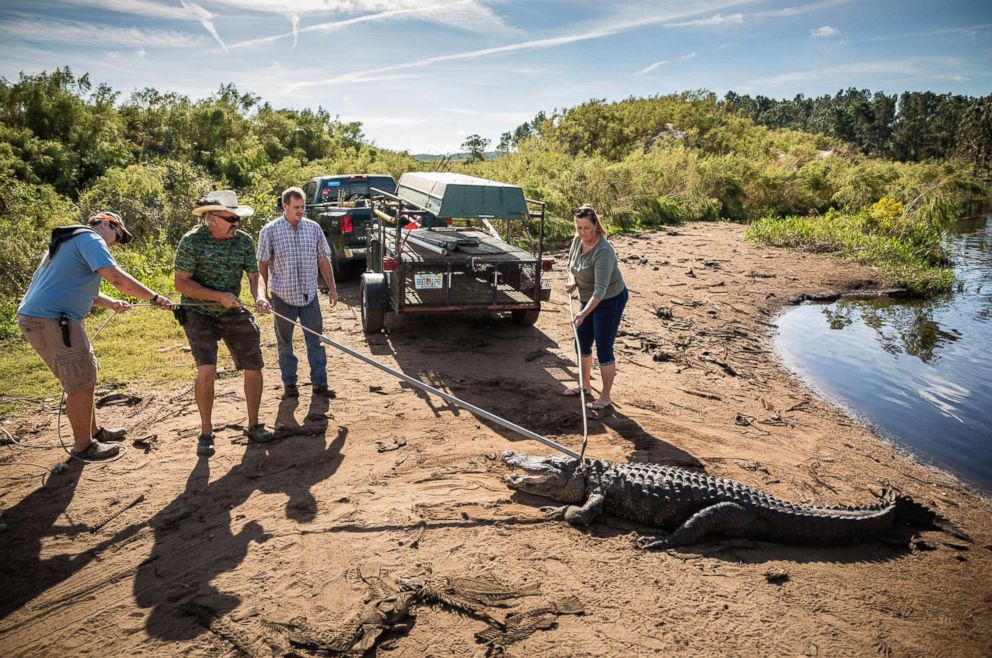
[637,52,697,75]
[284,3,750,90]
[0,16,203,48]
[487,111,536,124]
[346,116,431,127]
[180,0,228,52]
[753,60,925,85]
[60,0,229,51]
[226,0,513,49]
[861,23,992,43]
[668,13,744,28]
[60,0,193,20]
[230,4,451,49]
[810,25,840,38]
[754,0,853,19]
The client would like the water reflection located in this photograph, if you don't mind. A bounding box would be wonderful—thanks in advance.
[820,299,961,364]
[776,217,992,490]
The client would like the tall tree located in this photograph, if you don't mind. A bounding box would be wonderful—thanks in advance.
[461,134,490,162]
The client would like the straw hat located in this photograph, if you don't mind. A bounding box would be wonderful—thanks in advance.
[191,190,254,218]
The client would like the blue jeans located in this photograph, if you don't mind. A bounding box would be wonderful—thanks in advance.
[271,293,327,387]
[577,287,628,366]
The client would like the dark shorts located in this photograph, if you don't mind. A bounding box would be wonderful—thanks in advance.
[181,310,264,370]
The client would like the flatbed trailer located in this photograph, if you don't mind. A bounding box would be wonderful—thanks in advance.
[359,172,551,333]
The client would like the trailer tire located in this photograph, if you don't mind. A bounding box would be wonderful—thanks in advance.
[511,309,540,326]
[361,273,387,334]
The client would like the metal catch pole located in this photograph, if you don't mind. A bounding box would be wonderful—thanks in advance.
[268,308,581,460]
[566,294,591,460]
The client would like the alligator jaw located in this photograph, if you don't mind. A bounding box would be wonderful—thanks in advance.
[504,473,549,489]
[503,451,552,471]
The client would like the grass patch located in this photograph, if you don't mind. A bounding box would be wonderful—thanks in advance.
[0,293,250,416]
[746,206,954,294]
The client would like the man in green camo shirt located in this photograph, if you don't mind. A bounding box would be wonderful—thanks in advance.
[174,190,275,457]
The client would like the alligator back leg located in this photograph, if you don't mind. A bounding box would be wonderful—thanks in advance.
[636,502,754,549]
[541,489,606,525]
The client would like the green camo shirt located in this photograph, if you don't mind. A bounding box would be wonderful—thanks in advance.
[174,224,258,316]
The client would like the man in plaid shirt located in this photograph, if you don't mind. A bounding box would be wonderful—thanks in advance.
[257,186,338,399]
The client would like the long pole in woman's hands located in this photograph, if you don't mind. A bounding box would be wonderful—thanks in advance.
[567,292,590,461]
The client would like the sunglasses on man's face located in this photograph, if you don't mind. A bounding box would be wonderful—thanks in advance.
[105,221,124,242]
[212,213,240,224]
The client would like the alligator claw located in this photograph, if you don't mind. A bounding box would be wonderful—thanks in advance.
[540,505,567,520]
[635,535,670,550]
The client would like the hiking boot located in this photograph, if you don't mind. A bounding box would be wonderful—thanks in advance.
[283,384,299,398]
[93,426,127,442]
[313,385,336,399]
[197,433,215,457]
[245,423,275,443]
[71,440,120,461]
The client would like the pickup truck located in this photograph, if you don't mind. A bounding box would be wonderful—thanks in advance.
[299,174,397,277]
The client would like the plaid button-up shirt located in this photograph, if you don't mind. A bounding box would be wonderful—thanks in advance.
[257,216,331,307]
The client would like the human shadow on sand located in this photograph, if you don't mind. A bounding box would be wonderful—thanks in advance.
[363,312,674,456]
[0,459,87,620]
[132,425,346,641]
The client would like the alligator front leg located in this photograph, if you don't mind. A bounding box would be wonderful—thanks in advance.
[637,502,753,549]
[541,489,606,526]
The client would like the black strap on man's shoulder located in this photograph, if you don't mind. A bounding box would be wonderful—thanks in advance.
[48,225,96,261]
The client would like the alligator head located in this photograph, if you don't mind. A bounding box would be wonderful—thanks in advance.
[502,451,586,503]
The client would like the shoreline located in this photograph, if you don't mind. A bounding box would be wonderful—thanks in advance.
[1,220,990,656]
[768,301,991,500]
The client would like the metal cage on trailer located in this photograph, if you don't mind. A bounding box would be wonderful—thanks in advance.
[359,172,552,333]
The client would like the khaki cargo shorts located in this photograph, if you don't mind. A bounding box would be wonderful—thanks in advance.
[17,314,98,395]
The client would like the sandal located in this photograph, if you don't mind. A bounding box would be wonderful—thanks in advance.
[586,401,614,420]
[561,387,592,397]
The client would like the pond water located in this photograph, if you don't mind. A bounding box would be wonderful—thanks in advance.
[775,216,992,491]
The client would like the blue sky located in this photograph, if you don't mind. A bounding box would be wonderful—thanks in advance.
[1,0,990,154]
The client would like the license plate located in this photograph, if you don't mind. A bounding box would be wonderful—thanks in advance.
[414,273,444,289]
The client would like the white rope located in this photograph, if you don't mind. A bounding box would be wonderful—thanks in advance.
[10,300,586,464]
[56,310,128,463]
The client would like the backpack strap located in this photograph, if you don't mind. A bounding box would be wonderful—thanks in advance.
[47,225,95,261]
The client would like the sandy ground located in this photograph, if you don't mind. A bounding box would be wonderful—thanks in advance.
[1,221,990,658]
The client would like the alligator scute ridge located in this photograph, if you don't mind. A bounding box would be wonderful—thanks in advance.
[502,451,971,549]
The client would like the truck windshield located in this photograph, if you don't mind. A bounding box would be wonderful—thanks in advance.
[319,176,396,203]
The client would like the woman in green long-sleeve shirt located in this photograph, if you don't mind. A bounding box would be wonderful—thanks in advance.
[563,205,629,419]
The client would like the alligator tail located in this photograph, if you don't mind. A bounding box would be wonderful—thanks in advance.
[894,495,972,543]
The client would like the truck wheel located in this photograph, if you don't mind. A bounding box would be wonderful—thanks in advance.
[512,309,540,326]
[361,273,387,334]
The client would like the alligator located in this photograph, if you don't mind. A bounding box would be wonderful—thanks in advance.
[503,451,969,549]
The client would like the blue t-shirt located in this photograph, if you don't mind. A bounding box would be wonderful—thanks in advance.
[18,231,117,320]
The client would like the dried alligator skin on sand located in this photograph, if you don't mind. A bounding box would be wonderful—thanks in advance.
[503,451,971,549]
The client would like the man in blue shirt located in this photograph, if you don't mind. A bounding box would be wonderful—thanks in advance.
[257,186,337,399]
[17,211,173,461]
